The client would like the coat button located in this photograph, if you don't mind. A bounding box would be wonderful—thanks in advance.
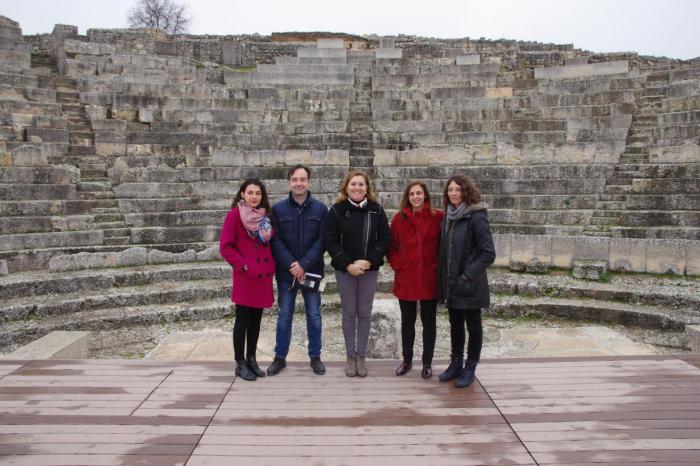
[256,258,260,263]
[258,274,263,278]
[264,258,269,262]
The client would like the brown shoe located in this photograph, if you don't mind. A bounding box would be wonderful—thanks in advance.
[345,356,357,377]
[395,361,412,376]
[356,356,368,377]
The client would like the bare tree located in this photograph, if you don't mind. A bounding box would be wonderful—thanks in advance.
[127,0,192,36]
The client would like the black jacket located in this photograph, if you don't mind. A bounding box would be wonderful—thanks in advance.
[325,199,391,272]
[438,203,496,310]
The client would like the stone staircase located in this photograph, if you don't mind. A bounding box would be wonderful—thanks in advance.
[348,65,374,171]
[584,72,670,237]
[57,76,131,246]
[1,263,698,354]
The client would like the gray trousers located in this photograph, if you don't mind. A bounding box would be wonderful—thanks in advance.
[335,270,379,357]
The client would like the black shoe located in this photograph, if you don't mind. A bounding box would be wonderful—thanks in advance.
[310,356,326,375]
[266,356,286,376]
[438,355,463,382]
[421,364,432,379]
[455,360,478,388]
[235,360,257,381]
[246,355,265,378]
[395,361,412,376]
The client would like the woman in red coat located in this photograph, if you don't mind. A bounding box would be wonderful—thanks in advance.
[219,178,275,381]
[388,181,444,378]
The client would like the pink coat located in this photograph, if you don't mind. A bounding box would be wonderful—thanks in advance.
[219,207,276,308]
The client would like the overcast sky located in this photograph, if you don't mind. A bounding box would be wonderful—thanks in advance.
[3,0,699,59]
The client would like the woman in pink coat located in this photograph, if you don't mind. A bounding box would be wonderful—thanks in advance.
[219,178,275,381]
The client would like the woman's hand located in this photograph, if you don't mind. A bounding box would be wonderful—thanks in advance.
[354,259,371,271]
[346,263,365,276]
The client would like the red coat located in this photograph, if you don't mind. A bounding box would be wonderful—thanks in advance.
[387,205,444,301]
[219,207,276,308]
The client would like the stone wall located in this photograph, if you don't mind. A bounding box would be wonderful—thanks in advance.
[0,17,698,274]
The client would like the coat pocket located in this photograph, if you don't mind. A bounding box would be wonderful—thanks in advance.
[453,274,476,297]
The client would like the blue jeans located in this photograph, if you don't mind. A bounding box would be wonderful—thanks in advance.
[274,277,323,358]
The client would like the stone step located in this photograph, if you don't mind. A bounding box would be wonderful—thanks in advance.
[103,236,132,246]
[604,185,633,194]
[90,207,121,214]
[102,228,131,238]
[349,156,374,167]
[77,181,111,192]
[590,216,622,226]
[77,191,115,200]
[0,278,231,323]
[94,221,128,230]
[93,213,124,223]
[0,299,234,350]
[489,296,697,332]
[56,91,79,103]
[595,201,625,210]
[69,145,97,156]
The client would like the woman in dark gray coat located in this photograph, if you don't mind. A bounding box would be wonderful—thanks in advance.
[437,174,495,388]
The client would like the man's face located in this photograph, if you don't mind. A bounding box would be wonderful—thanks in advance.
[289,168,310,197]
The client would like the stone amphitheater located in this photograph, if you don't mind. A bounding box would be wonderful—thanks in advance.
[0,16,698,359]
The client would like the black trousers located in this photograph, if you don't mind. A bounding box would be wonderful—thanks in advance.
[448,307,482,363]
[232,304,263,361]
[399,299,437,365]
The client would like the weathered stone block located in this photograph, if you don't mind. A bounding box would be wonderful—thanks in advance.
[552,236,610,269]
[11,144,47,166]
[116,247,148,267]
[456,54,480,65]
[4,331,90,359]
[64,38,101,55]
[572,259,608,281]
[367,299,400,359]
[49,251,117,272]
[376,48,402,59]
[485,87,512,98]
[493,234,512,267]
[221,42,241,66]
[686,242,700,276]
[687,325,700,352]
[317,38,344,49]
[510,235,551,271]
[535,60,629,80]
[0,259,7,276]
[196,245,221,262]
[147,248,196,265]
[645,239,687,275]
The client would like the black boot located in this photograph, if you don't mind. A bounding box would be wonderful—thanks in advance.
[246,355,266,378]
[235,360,257,381]
[455,360,478,388]
[267,357,286,376]
[438,355,463,382]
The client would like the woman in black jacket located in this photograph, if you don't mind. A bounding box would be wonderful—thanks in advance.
[326,170,391,378]
[438,174,495,388]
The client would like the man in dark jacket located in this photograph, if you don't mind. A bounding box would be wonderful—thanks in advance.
[267,165,328,376]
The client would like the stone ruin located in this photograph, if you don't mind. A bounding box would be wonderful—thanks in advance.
[0,15,698,354]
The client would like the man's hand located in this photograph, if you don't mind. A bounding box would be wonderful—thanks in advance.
[289,261,305,279]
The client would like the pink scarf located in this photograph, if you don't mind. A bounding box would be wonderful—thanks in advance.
[238,201,272,243]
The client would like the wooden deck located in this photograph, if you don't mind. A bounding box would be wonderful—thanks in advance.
[1,355,699,465]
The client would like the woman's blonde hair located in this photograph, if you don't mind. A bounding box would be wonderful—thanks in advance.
[336,170,378,204]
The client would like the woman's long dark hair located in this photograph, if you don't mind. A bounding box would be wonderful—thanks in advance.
[441,173,481,208]
[232,178,271,213]
[399,181,437,215]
